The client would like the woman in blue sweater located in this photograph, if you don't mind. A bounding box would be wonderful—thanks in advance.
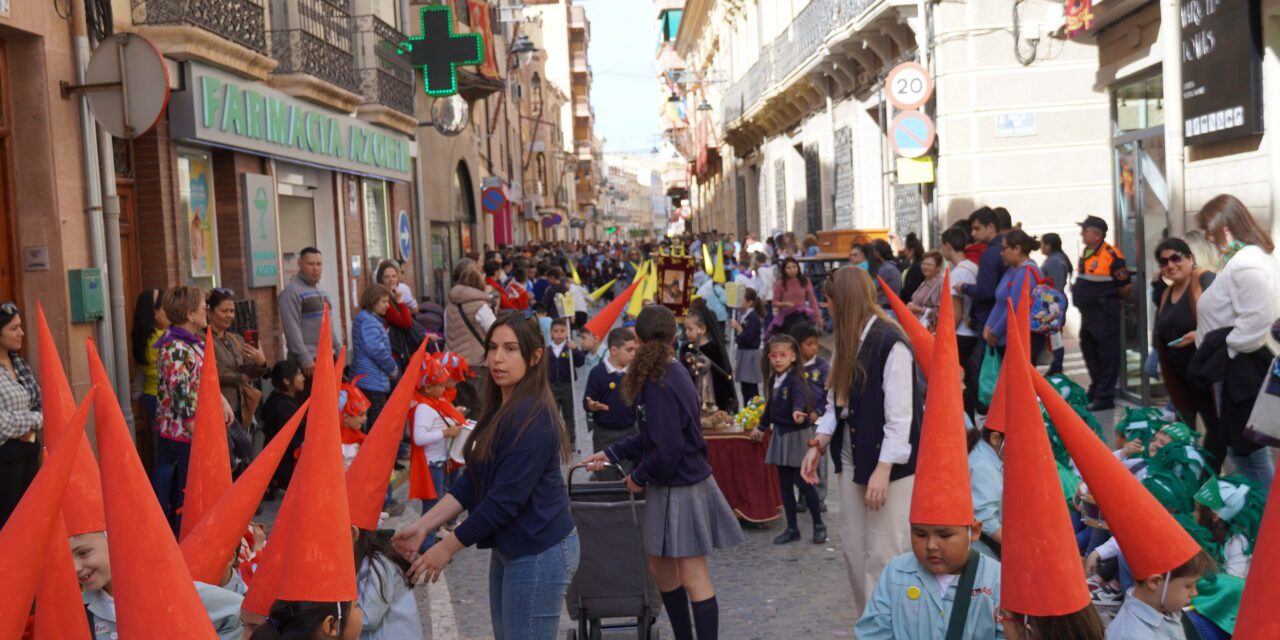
[583,305,744,640]
[393,312,578,640]
[983,228,1045,362]
[352,284,399,431]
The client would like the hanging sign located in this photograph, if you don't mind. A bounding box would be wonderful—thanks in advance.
[1181,0,1264,146]
[885,62,933,110]
[1064,0,1095,37]
[889,110,936,158]
[895,157,935,185]
[243,173,280,288]
[396,210,413,261]
[401,5,485,97]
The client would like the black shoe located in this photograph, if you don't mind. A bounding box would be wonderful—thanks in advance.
[772,528,801,545]
[820,502,828,513]
[813,524,828,544]
[1086,399,1116,411]
[796,501,808,513]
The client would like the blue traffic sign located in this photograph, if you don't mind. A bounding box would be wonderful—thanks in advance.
[481,186,506,214]
[890,110,935,159]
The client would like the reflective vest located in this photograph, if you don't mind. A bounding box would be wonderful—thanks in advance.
[1079,241,1126,283]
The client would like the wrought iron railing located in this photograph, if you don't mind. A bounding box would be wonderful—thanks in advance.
[269,0,359,93]
[131,0,268,54]
[354,15,414,115]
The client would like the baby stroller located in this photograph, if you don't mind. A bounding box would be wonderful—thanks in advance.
[565,463,662,640]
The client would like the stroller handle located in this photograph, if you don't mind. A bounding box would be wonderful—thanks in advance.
[566,462,642,524]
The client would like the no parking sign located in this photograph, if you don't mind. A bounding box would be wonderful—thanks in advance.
[889,110,935,159]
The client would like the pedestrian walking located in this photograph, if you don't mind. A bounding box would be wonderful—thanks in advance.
[1072,215,1130,411]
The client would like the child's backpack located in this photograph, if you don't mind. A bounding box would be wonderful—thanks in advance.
[1030,274,1067,335]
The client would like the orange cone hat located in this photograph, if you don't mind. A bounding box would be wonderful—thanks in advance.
[983,286,1029,435]
[179,327,233,540]
[0,389,93,640]
[584,278,643,342]
[87,340,218,639]
[1236,468,1280,636]
[241,483,299,616]
[999,305,1090,616]
[35,304,105,536]
[909,272,973,526]
[35,515,92,640]
[180,399,310,584]
[1033,372,1200,579]
[347,343,428,530]
[276,307,358,602]
[878,276,935,380]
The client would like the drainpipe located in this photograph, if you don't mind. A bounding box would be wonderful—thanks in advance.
[1160,0,1185,234]
[71,11,131,430]
[98,126,136,428]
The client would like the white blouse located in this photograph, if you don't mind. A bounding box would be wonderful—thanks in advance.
[815,316,914,466]
[1196,244,1280,358]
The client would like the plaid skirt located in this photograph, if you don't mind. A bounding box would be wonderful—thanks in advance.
[644,476,745,558]
[765,426,813,468]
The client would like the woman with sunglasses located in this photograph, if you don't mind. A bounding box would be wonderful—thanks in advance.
[0,302,41,529]
[1151,238,1222,470]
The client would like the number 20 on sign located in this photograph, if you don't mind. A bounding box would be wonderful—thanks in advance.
[885,62,933,111]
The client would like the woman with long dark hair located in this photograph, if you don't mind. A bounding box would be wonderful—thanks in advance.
[897,233,926,301]
[393,312,577,640]
[583,305,743,640]
[801,267,921,617]
[249,600,363,640]
[0,303,40,529]
[130,288,168,422]
[767,256,820,338]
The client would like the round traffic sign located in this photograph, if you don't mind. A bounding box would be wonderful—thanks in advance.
[85,33,170,139]
[396,210,412,260]
[885,62,933,111]
[481,186,506,214]
[889,110,936,159]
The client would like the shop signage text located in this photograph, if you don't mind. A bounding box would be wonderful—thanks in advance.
[171,63,413,182]
[243,173,280,288]
[1181,0,1263,145]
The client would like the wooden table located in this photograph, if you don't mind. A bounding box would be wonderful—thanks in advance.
[703,431,782,523]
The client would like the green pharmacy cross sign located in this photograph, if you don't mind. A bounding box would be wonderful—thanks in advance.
[400,5,485,97]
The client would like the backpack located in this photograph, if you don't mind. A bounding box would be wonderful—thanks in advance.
[1029,270,1067,334]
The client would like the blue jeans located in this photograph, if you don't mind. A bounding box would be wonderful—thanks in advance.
[1229,446,1275,487]
[419,460,448,553]
[152,438,191,535]
[488,530,580,640]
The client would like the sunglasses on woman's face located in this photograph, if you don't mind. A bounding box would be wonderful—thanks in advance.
[1157,253,1187,267]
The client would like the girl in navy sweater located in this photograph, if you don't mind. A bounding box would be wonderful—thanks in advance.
[583,305,744,640]
[752,334,827,545]
[729,287,764,402]
[394,312,578,640]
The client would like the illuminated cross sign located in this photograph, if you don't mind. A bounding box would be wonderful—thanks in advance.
[400,5,485,97]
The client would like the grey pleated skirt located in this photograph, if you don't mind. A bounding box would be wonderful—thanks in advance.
[733,348,763,386]
[765,426,813,468]
[644,476,745,558]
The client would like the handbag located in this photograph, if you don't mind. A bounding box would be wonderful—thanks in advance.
[1245,353,1280,447]
[978,346,1001,407]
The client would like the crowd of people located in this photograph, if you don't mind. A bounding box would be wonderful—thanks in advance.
[3,193,1280,639]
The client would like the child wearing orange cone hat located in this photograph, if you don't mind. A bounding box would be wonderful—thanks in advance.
[409,356,458,553]
[996,305,1105,639]
[855,272,1004,639]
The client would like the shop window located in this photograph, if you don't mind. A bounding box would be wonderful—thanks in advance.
[364,180,391,266]
[177,149,219,288]
[1113,72,1164,135]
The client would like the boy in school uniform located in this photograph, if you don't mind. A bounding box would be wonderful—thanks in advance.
[584,327,639,478]
[548,317,586,449]
[791,322,829,512]
[856,274,1004,640]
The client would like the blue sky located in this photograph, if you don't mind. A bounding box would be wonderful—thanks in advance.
[580,0,662,154]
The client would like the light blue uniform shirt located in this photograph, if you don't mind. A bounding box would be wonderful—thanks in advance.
[85,581,243,640]
[1105,589,1186,639]
[968,439,1003,559]
[855,552,1004,640]
[358,553,425,640]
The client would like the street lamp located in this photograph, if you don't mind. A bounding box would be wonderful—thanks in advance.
[697,99,713,112]
[511,34,538,67]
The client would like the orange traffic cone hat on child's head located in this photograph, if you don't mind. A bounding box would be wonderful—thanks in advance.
[276,307,358,602]
[179,327,233,540]
[181,399,309,584]
[878,276,935,380]
[1033,365,1200,580]
[1236,469,1280,636]
[998,307,1091,617]
[36,304,105,536]
[909,272,973,526]
[0,389,93,640]
[87,340,219,638]
[584,277,643,341]
[347,345,428,531]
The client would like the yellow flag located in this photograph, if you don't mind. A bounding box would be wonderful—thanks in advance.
[641,260,658,302]
[713,243,726,284]
[568,261,582,286]
[702,243,714,274]
[590,278,618,301]
[626,260,650,317]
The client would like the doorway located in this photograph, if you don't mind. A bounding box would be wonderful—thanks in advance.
[430,222,454,304]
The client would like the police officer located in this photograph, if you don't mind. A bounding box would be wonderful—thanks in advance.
[1072,215,1130,411]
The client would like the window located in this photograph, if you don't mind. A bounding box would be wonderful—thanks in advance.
[178,149,219,287]
[532,73,544,116]
[364,180,391,265]
[537,153,548,195]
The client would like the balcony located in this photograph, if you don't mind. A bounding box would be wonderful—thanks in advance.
[572,53,589,75]
[353,14,415,131]
[269,0,362,111]
[130,0,275,79]
[570,5,588,32]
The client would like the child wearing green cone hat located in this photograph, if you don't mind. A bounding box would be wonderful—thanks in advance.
[1194,474,1266,579]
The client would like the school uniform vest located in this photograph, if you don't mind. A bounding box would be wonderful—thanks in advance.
[548,344,581,384]
[830,320,922,485]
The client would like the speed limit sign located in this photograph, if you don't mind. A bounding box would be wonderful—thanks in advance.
[885,62,933,110]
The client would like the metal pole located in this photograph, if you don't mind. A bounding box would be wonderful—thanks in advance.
[98,123,135,428]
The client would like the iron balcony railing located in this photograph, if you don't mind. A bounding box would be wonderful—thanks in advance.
[722,0,878,126]
[131,0,268,54]
[269,0,359,94]
[354,15,414,115]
